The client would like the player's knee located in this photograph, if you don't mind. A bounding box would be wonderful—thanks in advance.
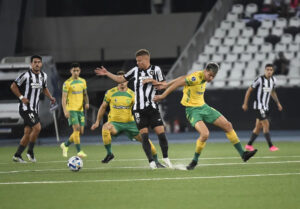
[201,131,209,140]
[33,124,41,133]
[223,121,233,132]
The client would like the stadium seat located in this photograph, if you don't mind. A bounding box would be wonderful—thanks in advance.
[257,27,269,37]
[241,27,254,38]
[254,52,267,61]
[234,61,246,70]
[226,12,238,21]
[214,28,227,38]
[215,67,228,80]
[283,51,295,60]
[204,44,216,54]
[228,28,240,38]
[271,27,284,36]
[223,37,236,46]
[234,19,246,29]
[220,61,232,71]
[231,4,244,15]
[237,36,250,45]
[211,53,224,63]
[225,53,238,62]
[289,16,300,27]
[247,60,259,70]
[198,53,210,63]
[289,78,300,86]
[275,17,287,28]
[274,75,287,86]
[209,36,222,46]
[261,19,273,29]
[252,35,264,45]
[218,45,230,54]
[295,34,300,44]
[244,65,257,80]
[280,33,293,44]
[274,42,287,52]
[259,42,273,53]
[288,42,300,52]
[233,44,245,53]
[245,3,258,17]
[213,80,226,88]
[246,44,258,53]
[267,52,276,60]
[220,20,232,30]
[240,52,252,62]
[288,66,300,76]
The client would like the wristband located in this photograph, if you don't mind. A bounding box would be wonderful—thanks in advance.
[19,95,24,100]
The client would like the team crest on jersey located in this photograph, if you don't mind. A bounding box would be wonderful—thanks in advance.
[191,77,196,81]
[149,70,154,75]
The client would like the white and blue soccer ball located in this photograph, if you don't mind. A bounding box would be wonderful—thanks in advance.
[67,156,83,172]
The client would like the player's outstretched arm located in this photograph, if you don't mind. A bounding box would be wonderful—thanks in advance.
[271,90,283,111]
[242,87,253,111]
[94,66,126,84]
[155,75,186,90]
[91,102,108,130]
[153,76,186,102]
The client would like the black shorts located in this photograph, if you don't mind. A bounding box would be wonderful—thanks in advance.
[20,110,40,127]
[133,107,164,130]
[255,109,270,120]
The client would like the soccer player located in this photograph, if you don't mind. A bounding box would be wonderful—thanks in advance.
[90,71,165,167]
[242,63,283,151]
[95,49,172,169]
[60,63,89,158]
[153,62,257,170]
[10,55,56,163]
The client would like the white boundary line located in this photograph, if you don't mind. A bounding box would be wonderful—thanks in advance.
[0,160,300,174]
[1,172,300,185]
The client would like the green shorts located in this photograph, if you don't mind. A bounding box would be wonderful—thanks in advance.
[68,111,85,126]
[185,104,222,127]
[111,121,139,140]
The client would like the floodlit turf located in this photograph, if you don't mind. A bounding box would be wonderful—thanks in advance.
[0,141,299,209]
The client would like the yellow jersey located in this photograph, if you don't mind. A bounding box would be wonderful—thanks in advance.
[181,71,206,107]
[63,77,87,111]
[104,87,135,123]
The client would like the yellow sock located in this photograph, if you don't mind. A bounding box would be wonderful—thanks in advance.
[149,139,157,156]
[226,130,240,144]
[195,140,206,154]
[102,129,111,145]
[73,131,80,144]
[69,132,74,143]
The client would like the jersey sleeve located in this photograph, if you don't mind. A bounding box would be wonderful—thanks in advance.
[124,67,136,81]
[103,90,111,103]
[185,72,201,86]
[14,72,27,87]
[83,79,87,90]
[155,66,165,82]
[63,81,69,93]
[251,77,261,88]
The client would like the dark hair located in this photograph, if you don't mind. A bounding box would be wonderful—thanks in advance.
[30,55,42,63]
[205,62,219,74]
[71,62,80,68]
[135,49,150,57]
[117,70,126,75]
[265,63,273,68]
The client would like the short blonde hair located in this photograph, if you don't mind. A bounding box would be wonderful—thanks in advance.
[135,49,150,57]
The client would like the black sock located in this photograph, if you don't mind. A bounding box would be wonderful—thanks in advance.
[15,145,26,156]
[27,142,35,154]
[141,133,153,162]
[248,133,258,145]
[264,132,273,147]
[158,133,168,158]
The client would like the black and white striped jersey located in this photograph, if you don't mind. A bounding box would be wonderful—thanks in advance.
[251,75,276,111]
[14,70,48,113]
[124,65,165,111]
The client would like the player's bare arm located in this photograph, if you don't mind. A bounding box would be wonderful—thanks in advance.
[242,87,253,111]
[271,90,283,111]
[43,88,56,104]
[83,89,89,110]
[155,75,186,90]
[62,91,69,118]
[10,82,29,104]
[91,101,108,130]
[95,66,126,83]
[153,76,186,102]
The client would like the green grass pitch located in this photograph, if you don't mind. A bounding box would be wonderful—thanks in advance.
[0,141,299,209]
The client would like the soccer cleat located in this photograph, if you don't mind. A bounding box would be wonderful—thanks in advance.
[245,144,255,151]
[155,161,166,168]
[12,155,27,163]
[26,152,37,163]
[269,146,279,152]
[77,151,87,158]
[186,160,198,170]
[162,158,173,168]
[242,149,258,162]
[101,153,114,163]
[60,143,69,157]
[149,161,157,169]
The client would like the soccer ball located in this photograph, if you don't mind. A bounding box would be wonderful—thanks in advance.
[67,156,83,172]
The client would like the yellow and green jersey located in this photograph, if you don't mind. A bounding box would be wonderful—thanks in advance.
[63,77,87,111]
[181,71,207,107]
[104,87,135,123]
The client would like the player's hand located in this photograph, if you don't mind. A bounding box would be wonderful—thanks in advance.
[85,104,89,110]
[153,95,164,102]
[21,97,29,105]
[242,104,248,111]
[277,103,283,111]
[142,78,153,85]
[91,121,99,131]
[94,66,108,76]
[64,111,70,119]
[50,97,56,104]
[155,83,168,90]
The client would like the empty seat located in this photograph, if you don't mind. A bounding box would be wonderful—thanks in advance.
[211,53,224,63]
[234,61,246,70]
[220,20,232,30]
[283,51,295,60]
[226,12,238,21]
[218,45,230,54]
[289,16,300,27]
[213,80,226,88]
[275,17,287,28]
[228,28,240,38]
[288,42,300,52]
[260,42,273,53]
[261,19,273,28]
[241,27,254,37]
[231,4,244,14]
[245,3,258,17]
[274,75,287,86]
[280,33,293,44]
[295,34,300,44]
[204,45,216,54]
[234,19,246,29]
[237,36,250,45]
[215,66,228,79]
[214,28,227,38]
[232,44,245,53]
[267,52,276,60]
[198,53,210,63]
[289,78,300,86]
[257,27,269,37]
[244,67,257,80]
[223,37,235,46]
[247,60,259,70]
[274,43,287,52]
[271,27,283,36]
[254,52,267,61]
[209,36,221,46]
[252,35,264,45]
[220,61,232,71]
[240,52,252,62]
[288,66,300,76]
[246,44,258,53]
[225,53,238,62]
[191,62,204,70]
